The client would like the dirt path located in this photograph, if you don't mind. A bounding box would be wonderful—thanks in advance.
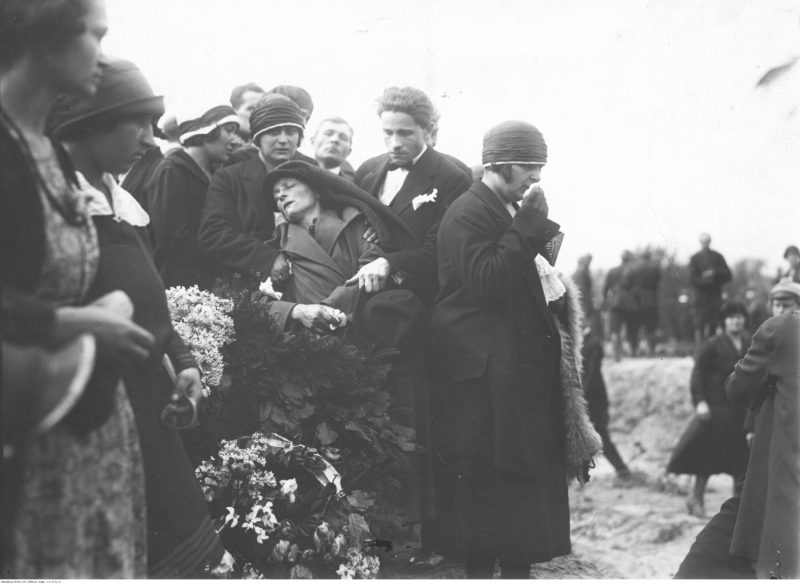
[385,356,728,579]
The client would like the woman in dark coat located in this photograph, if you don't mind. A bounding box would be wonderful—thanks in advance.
[50,57,229,578]
[431,121,600,578]
[146,105,240,289]
[0,0,162,577]
[667,302,750,517]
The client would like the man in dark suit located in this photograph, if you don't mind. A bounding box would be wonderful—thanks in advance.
[198,95,305,286]
[311,116,356,181]
[350,87,471,303]
[690,233,732,344]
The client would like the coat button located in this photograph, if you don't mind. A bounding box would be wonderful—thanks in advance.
[520,328,530,337]
[519,365,530,375]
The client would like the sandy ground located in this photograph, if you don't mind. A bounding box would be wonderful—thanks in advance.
[383,356,734,579]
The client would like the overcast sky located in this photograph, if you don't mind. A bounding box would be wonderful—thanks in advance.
[104,0,800,271]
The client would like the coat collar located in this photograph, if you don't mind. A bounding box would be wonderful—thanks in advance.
[278,212,348,279]
[169,149,210,186]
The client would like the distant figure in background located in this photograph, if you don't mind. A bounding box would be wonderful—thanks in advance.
[147,105,240,289]
[744,287,771,335]
[603,250,637,360]
[689,233,732,345]
[268,84,314,122]
[581,313,630,479]
[573,253,595,319]
[667,302,750,518]
[633,249,661,356]
[311,116,355,181]
[774,244,800,284]
[229,82,265,142]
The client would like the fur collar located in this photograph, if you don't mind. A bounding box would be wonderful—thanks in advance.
[553,272,603,484]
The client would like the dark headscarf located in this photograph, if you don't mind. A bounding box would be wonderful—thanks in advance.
[482,120,547,167]
[50,57,164,137]
[264,161,418,253]
[249,94,305,145]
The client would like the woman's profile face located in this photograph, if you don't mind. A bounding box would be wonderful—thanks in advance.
[47,0,108,98]
[84,114,155,175]
[206,123,239,164]
[273,177,320,223]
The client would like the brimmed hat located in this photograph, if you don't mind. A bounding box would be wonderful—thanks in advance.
[176,105,239,144]
[771,278,800,299]
[50,57,164,136]
[250,94,305,145]
[482,120,547,167]
[264,161,417,252]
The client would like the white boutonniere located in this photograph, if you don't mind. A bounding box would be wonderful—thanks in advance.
[412,188,438,211]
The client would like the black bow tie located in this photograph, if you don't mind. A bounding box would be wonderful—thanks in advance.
[387,161,413,171]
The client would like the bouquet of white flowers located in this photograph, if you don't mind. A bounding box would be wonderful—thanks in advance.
[166,286,234,391]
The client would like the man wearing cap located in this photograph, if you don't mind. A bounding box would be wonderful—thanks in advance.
[690,233,732,344]
[145,105,240,289]
[198,95,306,285]
[775,245,800,284]
[430,121,575,577]
[311,116,356,181]
[350,87,471,303]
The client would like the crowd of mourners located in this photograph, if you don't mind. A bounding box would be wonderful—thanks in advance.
[1,0,798,579]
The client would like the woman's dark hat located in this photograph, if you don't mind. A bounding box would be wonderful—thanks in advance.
[784,245,800,259]
[177,105,239,144]
[264,160,417,252]
[50,57,164,136]
[482,120,547,167]
[249,94,305,145]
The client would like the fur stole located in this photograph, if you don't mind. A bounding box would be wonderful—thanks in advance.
[553,273,603,484]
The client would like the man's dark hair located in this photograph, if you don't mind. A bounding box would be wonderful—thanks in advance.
[314,116,354,140]
[182,126,222,148]
[0,0,92,69]
[376,87,435,129]
[230,82,264,110]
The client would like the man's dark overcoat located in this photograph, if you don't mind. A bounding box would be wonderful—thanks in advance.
[355,147,470,301]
